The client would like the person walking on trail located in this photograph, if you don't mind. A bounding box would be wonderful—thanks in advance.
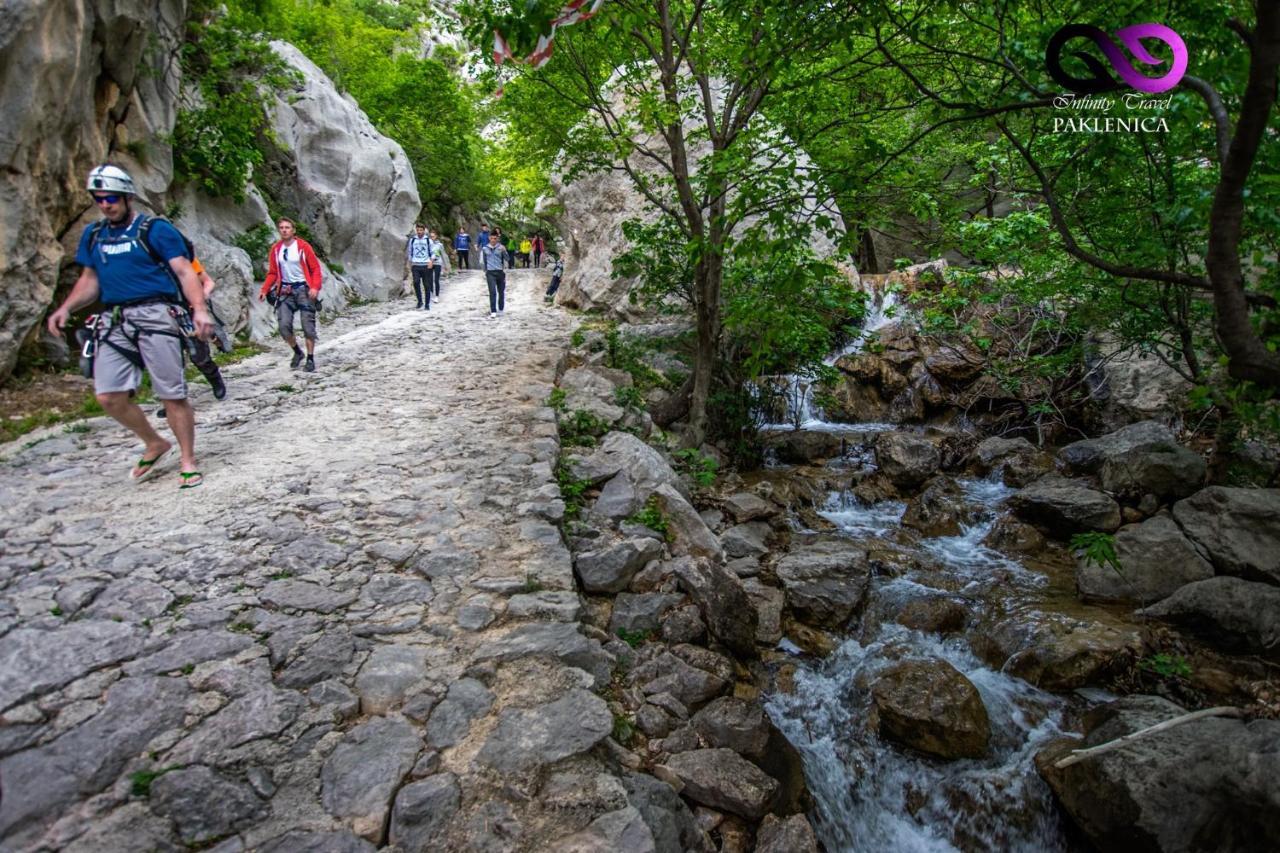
[46,164,214,489]
[480,229,509,319]
[478,222,490,251]
[406,224,432,310]
[544,253,565,303]
[428,229,446,302]
[519,236,533,269]
[454,227,471,270]
[500,232,515,269]
[258,217,322,371]
[159,257,227,419]
[532,233,545,269]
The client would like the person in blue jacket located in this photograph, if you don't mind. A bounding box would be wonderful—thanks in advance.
[454,227,471,270]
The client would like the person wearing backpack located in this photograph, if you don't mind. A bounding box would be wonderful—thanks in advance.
[544,254,565,303]
[257,218,323,370]
[46,165,214,488]
[406,223,432,310]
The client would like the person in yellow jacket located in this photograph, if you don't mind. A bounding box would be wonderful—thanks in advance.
[519,236,533,268]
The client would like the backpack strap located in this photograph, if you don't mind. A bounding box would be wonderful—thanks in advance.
[135,215,193,307]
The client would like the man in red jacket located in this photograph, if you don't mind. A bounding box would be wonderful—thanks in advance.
[257,218,323,371]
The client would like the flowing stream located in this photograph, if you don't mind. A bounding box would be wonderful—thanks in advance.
[765,476,1077,852]
[758,291,901,432]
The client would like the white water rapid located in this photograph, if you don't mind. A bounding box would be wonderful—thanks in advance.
[766,479,1075,852]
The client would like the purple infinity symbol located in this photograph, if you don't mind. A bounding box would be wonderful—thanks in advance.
[1047,22,1188,94]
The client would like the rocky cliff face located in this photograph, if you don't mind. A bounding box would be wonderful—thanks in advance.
[0,0,188,379]
[546,75,849,317]
[0,13,420,379]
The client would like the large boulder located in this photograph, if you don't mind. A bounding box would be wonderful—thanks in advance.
[264,42,420,301]
[901,477,976,538]
[1010,475,1121,537]
[650,484,724,563]
[1077,515,1213,605]
[689,697,770,759]
[875,432,941,489]
[1057,421,1177,477]
[1171,487,1280,586]
[974,608,1145,691]
[774,535,871,629]
[663,749,779,820]
[1037,695,1280,851]
[669,557,757,657]
[568,431,681,496]
[575,537,664,593]
[1089,340,1193,431]
[869,659,990,760]
[1099,444,1205,502]
[0,0,187,380]
[764,429,850,465]
[1138,577,1280,658]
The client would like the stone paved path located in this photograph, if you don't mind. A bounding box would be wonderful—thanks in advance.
[0,272,654,851]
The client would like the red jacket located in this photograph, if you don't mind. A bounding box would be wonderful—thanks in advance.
[259,237,323,297]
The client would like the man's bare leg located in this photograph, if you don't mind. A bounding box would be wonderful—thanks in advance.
[162,398,199,473]
[97,391,171,476]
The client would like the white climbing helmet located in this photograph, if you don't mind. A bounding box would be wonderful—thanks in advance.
[85,164,136,196]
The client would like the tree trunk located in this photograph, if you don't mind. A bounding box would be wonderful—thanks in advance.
[687,255,722,445]
[650,373,693,427]
[1206,5,1280,390]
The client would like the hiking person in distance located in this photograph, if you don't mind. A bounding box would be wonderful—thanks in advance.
[454,227,471,270]
[407,223,432,310]
[480,228,509,319]
[519,235,533,269]
[532,232,545,269]
[257,218,322,371]
[544,253,565,303]
[46,164,214,489]
[429,229,445,302]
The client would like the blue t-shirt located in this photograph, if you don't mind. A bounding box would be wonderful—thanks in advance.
[76,215,187,305]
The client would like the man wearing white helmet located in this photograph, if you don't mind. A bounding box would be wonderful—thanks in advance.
[47,165,215,489]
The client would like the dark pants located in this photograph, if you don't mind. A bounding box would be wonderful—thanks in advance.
[533,249,542,268]
[189,338,224,389]
[486,270,506,313]
[545,275,562,299]
[430,265,442,296]
[412,266,431,307]
[457,250,469,269]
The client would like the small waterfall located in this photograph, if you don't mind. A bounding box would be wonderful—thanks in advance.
[767,479,1073,852]
[759,289,904,432]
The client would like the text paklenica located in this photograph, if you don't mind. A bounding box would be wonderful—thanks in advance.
[1052,116,1170,133]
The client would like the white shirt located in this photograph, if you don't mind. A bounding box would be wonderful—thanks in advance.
[276,241,305,284]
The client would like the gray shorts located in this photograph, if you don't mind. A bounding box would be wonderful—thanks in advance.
[276,288,318,341]
[94,303,188,400]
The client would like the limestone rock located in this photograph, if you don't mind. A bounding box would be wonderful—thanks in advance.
[576,537,664,593]
[609,592,685,636]
[1171,487,1280,585]
[266,42,419,302]
[869,659,990,760]
[426,679,494,748]
[775,536,871,629]
[1037,695,1280,851]
[1010,475,1121,537]
[632,651,729,710]
[258,831,376,853]
[475,689,612,773]
[321,715,422,841]
[742,578,784,645]
[389,772,460,852]
[664,749,779,820]
[720,492,777,524]
[0,621,143,711]
[567,431,680,495]
[475,622,614,687]
[259,579,357,614]
[151,766,267,845]
[1057,420,1177,476]
[1099,444,1205,501]
[1138,577,1280,658]
[277,628,356,689]
[875,432,941,489]
[719,522,770,559]
[1090,342,1192,431]
[901,477,976,538]
[650,484,725,563]
[975,610,1144,691]
[1077,515,1213,605]
[553,805,657,853]
[766,430,848,465]
[354,644,429,715]
[690,697,769,758]
[896,596,969,634]
[669,556,758,657]
[756,814,819,853]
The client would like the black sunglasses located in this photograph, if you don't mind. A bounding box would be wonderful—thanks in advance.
[92,194,122,205]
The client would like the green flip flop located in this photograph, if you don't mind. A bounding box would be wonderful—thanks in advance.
[130,448,172,483]
[179,471,204,489]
